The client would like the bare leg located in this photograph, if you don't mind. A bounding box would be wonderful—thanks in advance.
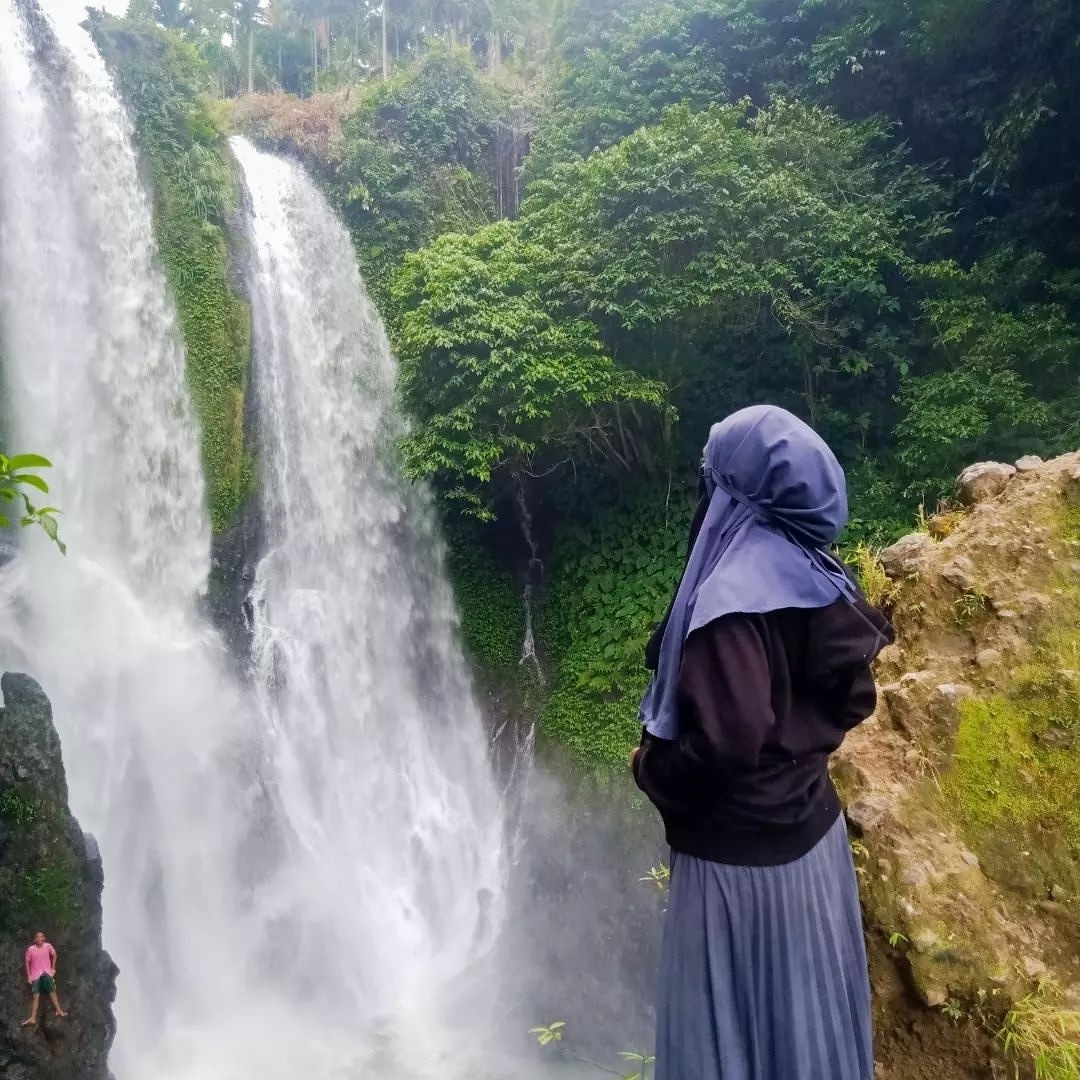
[22,992,39,1026]
[49,991,67,1018]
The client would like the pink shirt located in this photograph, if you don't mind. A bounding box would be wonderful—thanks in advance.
[25,943,56,982]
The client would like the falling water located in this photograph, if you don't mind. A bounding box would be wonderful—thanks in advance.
[232,135,510,1075]
[0,0,256,1074]
[0,5,514,1077]
[515,480,545,683]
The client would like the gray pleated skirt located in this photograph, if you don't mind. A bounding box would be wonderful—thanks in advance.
[655,814,872,1080]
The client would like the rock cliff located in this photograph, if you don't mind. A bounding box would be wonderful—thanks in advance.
[0,672,117,1079]
[838,451,1080,1074]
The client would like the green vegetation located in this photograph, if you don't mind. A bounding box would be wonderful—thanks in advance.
[944,584,1080,896]
[537,494,690,767]
[90,16,253,534]
[952,589,993,629]
[1002,984,1080,1080]
[844,545,898,610]
[18,864,77,926]
[529,1020,655,1078]
[0,790,38,827]
[0,453,64,553]
[443,518,524,673]
[107,0,1080,767]
[334,49,512,308]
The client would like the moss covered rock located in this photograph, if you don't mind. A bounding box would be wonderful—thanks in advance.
[0,673,117,1079]
[837,450,1080,1015]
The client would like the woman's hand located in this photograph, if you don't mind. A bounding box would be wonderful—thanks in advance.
[629,746,640,770]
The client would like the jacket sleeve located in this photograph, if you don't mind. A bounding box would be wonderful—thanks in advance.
[634,614,775,816]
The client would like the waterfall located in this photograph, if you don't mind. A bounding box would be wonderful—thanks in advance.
[515,480,545,684]
[0,4,514,1077]
[232,135,509,1073]
[0,2,254,1073]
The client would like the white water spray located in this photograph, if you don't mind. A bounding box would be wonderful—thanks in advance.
[0,4,514,1076]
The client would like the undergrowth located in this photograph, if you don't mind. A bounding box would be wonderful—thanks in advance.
[844,543,900,608]
[1002,982,1080,1080]
[537,489,691,769]
[444,516,524,674]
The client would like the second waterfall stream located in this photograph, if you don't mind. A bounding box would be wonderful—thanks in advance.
[232,134,510,1075]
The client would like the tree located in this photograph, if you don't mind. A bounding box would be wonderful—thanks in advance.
[391,220,664,515]
[522,99,943,448]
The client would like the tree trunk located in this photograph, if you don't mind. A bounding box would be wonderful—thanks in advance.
[381,1,389,78]
[312,23,319,93]
[488,30,501,71]
[277,32,283,84]
[247,23,254,94]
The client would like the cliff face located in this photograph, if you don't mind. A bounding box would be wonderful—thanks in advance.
[837,452,1080,1065]
[0,672,117,1080]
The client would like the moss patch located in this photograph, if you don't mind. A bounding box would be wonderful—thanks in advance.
[154,190,253,532]
[17,863,77,928]
[0,789,38,827]
[943,527,1080,897]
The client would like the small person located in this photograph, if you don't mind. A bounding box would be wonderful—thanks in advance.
[22,931,67,1026]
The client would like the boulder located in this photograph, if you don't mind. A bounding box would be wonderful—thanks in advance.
[956,461,1016,505]
[1015,455,1044,473]
[0,673,117,1079]
[880,533,934,580]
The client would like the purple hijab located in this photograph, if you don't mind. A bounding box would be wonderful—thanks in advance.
[640,405,858,740]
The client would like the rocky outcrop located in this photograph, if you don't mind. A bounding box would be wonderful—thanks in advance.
[839,452,1080,1022]
[0,673,117,1079]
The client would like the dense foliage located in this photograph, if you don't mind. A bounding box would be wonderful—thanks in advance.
[108,0,1080,765]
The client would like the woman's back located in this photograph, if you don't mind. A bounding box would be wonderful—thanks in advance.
[635,592,891,865]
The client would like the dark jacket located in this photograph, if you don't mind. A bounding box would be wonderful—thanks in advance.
[633,594,893,866]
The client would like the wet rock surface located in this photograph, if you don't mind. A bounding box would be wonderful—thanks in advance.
[0,673,117,1079]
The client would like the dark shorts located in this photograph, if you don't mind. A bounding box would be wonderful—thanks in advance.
[32,974,55,995]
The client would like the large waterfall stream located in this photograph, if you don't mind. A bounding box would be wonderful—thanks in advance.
[234,135,510,1073]
[0,3,530,1076]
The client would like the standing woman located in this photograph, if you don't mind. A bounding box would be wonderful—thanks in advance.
[632,405,892,1080]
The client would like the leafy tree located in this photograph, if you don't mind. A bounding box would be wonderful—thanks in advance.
[333,48,504,298]
[525,0,742,182]
[522,99,944,455]
[391,219,664,515]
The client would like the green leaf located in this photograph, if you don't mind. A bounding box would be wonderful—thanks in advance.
[12,473,49,494]
[6,454,52,470]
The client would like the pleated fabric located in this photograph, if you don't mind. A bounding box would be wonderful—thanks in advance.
[655,814,872,1080]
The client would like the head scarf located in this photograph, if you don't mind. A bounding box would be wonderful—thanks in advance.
[640,405,859,740]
